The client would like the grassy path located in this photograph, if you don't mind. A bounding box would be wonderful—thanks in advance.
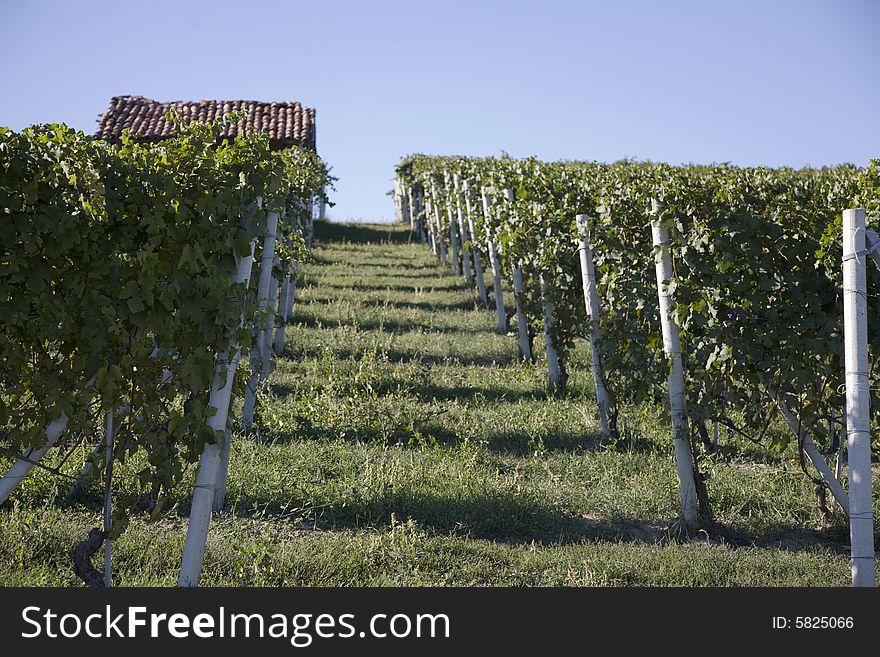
[0,221,869,586]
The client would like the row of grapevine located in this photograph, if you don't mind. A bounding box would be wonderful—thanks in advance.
[394,155,879,586]
[0,117,331,585]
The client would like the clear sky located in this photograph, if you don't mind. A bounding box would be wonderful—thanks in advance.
[1,0,878,222]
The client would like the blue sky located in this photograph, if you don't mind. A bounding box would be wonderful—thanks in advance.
[1,0,878,221]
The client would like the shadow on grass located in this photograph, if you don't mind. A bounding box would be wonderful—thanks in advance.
[311,281,465,294]
[382,297,488,312]
[295,296,478,313]
[240,411,663,459]
[47,482,853,556]
[219,486,851,554]
[286,346,518,368]
[267,381,546,404]
[317,261,441,273]
[289,313,495,336]
[315,271,454,284]
[28,444,852,557]
[313,221,411,245]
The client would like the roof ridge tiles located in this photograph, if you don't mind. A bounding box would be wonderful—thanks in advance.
[95,95,315,152]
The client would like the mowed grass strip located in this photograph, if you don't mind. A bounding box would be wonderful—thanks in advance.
[1,220,876,586]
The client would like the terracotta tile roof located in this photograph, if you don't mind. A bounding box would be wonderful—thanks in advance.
[95,95,316,151]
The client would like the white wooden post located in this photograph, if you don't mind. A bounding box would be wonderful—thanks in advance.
[102,409,114,586]
[241,210,279,430]
[393,177,403,224]
[411,185,423,241]
[505,189,532,361]
[651,201,698,529]
[274,272,291,356]
[262,260,280,381]
[213,209,261,512]
[412,186,422,240]
[512,265,532,361]
[212,348,246,513]
[453,174,473,287]
[539,272,561,392]
[444,173,462,276]
[576,214,612,440]
[285,261,298,320]
[481,187,507,333]
[463,180,488,306]
[406,185,416,231]
[417,187,428,244]
[448,203,462,275]
[431,182,449,267]
[424,191,436,255]
[0,411,69,505]
[842,207,875,587]
[401,184,412,228]
[72,365,171,496]
[305,198,315,249]
[425,192,438,255]
[863,228,880,269]
[179,351,244,585]
[180,213,258,584]
[768,386,850,513]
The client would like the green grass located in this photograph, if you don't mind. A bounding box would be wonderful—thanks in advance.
[1,220,877,586]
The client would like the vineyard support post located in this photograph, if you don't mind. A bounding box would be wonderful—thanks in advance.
[0,370,103,503]
[412,185,425,243]
[69,437,106,497]
[212,348,246,513]
[425,193,438,256]
[401,183,411,228]
[181,214,258,583]
[71,367,168,496]
[406,185,416,231]
[453,174,473,287]
[512,265,531,361]
[767,385,849,513]
[842,207,875,587]
[179,350,245,584]
[417,187,429,244]
[463,179,488,306]
[103,410,114,587]
[424,191,435,254]
[0,411,69,505]
[448,203,461,275]
[303,197,314,249]
[285,261,298,320]
[576,214,612,440]
[274,271,292,356]
[242,210,279,430]
[431,182,450,267]
[213,211,260,512]
[413,186,423,241]
[835,416,846,480]
[505,189,532,361]
[539,272,562,393]
[651,202,698,529]
[262,257,280,379]
[445,172,462,275]
[482,188,507,334]
[393,177,403,224]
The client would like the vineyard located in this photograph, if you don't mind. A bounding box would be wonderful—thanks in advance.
[0,116,330,586]
[0,113,878,587]
[0,220,868,586]
[394,156,880,586]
